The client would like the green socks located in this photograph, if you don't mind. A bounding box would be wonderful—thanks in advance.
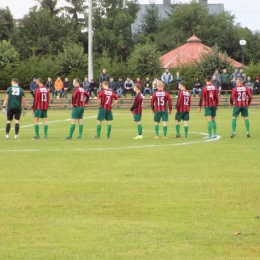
[78,124,83,138]
[155,125,159,136]
[163,126,167,137]
[138,124,142,135]
[232,119,237,133]
[176,124,180,136]
[34,125,39,137]
[184,126,188,137]
[44,125,48,138]
[207,121,213,137]
[212,120,217,135]
[69,124,75,138]
[107,125,112,137]
[245,119,250,132]
[97,125,101,137]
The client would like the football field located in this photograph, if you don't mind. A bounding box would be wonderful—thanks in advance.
[0,108,260,259]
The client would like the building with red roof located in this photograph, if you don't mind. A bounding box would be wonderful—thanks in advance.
[160,34,243,69]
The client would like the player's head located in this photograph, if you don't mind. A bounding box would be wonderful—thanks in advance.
[157,80,164,90]
[73,78,81,87]
[179,81,186,90]
[206,75,212,83]
[236,77,243,86]
[11,78,19,86]
[36,78,43,86]
[102,81,109,89]
[134,83,141,92]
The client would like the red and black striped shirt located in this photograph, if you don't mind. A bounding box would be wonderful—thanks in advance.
[98,88,119,111]
[130,92,143,115]
[199,84,219,108]
[151,90,172,112]
[175,89,191,112]
[230,85,252,107]
[33,86,50,110]
[72,86,90,107]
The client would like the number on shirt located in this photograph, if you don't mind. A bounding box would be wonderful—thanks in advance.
[209,91,213,98]
[184,96,189,106]
[41,93,47,102]
[106,96,111,104]
[12,88,20,96]
[237,92,246,101]
[157,97,165,106]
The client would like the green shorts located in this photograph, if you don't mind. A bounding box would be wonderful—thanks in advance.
[97,107,113,121]
[204,107,217,117]
[71,107,84,119]
[233,107,248,117]
[175,112,189,121]
[34,110,48,118]
[154,111,168,122]
[133,114,142,122]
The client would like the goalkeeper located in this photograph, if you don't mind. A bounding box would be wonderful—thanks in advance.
[2,78,27,139]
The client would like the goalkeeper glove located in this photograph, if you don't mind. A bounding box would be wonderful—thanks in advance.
[2,107,7,115]
[22,108,27,116]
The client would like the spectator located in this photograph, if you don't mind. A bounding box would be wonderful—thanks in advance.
[161,69,173,93]
[30,78,37,98]
[173,72,182,97]
[192,77,202,97]
[82,76,90,92]
[220,69,230,91]
[152,78,158,93]
[45,77,54,99]
[135,78,143,93]
[63,77,70,98]
[89,79,98,98]
[254,77,260,95]
[245,76,254,94]
[99,68,110,93]
[212,75,221,96]
[116,77,124,98]
[143,77,152,98]
[239,68,246,84]
[54,77,63,99]
[230,69,240,89]
[213,69,221,83]
[123,77,134,98]
[109,78,116,92]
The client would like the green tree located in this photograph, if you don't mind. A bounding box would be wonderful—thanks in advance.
[37,0,59,15]
[0,7,14,41]
[127,43,162,79]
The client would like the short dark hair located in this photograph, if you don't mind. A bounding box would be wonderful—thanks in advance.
[12,78,19,84]
[74,78,81,84]
[206,75,212,82]
[134,83,141,90]
[179,81,186,87]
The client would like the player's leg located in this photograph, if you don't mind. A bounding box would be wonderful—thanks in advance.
[175,112,181,138]
[66,108,78,139]
[106,111,114,138]
[183,113,189,138]
[33,115,40,139]
[77,119,83,139]
[133,114,143,139]
[204,108,213,139]
[13,110,22,139]
[242,108,250,137]
[162,111,168,138]
[154,112,161,138]
[42,111,48,139]
[231,107,240,138]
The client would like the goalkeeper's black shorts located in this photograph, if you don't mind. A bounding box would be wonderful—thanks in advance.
[7,109,21,121]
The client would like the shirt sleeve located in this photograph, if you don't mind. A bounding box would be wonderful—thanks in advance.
[199,88,205,108]
[113,92,119,100]
[167,93,172,112]
[175,91,182,110]
[247,87,252,106]
[151,94,155,111]
[33,89,40,110]
[230,89,235,105]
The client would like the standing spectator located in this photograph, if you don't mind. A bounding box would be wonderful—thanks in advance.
[116,77,124,98]
[220,69,230,91]
[152,78,159,93]
[109,78,116,92]
[245,76,254,94]
[254,77,260,95]
[213,69,221,83]
[239,69,246,84]
[173,72,182,97]
[212,75,221,96]
[99,69,110,93]
[45,77,54,99]
[30,78,37,98]
[89,79,98,98]
[54,77,63,99]
[192,77,202,97]
[161,69,173,93]
[135,78,143,93]
[63,77,70,98]
[143,77,152,98]
[82,76,90,92]
[230,69,240,89]
[123,77,134,98]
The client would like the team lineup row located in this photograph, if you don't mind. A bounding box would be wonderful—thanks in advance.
[2,76,252,140]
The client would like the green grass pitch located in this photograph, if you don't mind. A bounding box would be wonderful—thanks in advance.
[0,108,260,259]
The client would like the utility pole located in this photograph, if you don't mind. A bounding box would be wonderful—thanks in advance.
[88,0,93,80]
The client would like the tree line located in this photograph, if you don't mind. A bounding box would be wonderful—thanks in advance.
[0,0,260,89]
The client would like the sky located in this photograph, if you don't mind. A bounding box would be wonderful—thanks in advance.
[0,0,260,31]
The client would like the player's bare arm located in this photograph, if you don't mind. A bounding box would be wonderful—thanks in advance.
[3,94,9,107]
